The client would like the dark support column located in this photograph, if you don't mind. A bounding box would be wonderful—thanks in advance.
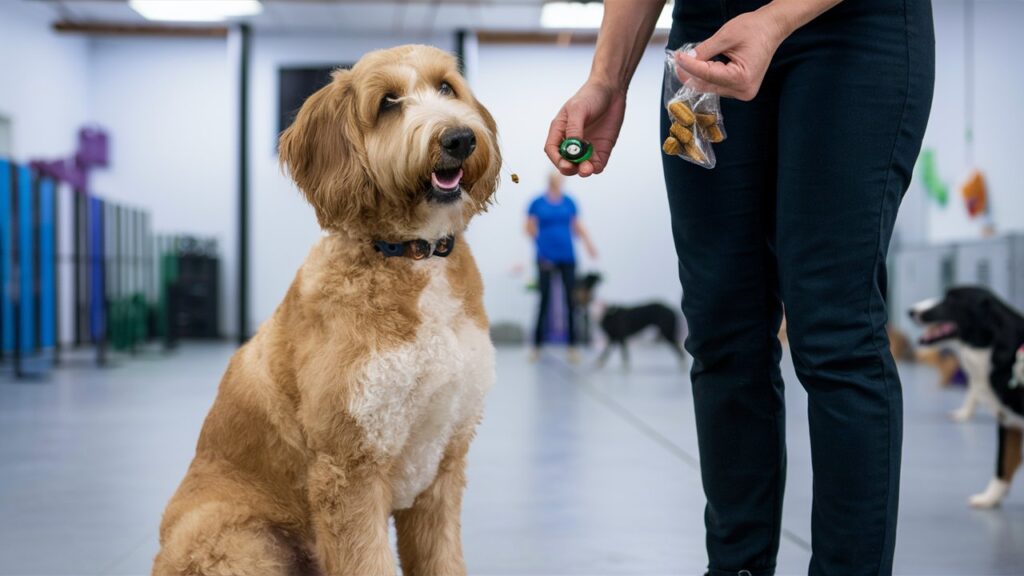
[12,168,21,377]
[964,1,974,166]
[53,183,60,364]
[237,23,251,344]
[74,190,83,346]
[33,175,40,354]
[455,29,467,75]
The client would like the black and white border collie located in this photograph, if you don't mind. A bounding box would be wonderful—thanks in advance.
[575,273,687,369]
[910,286,1024,508]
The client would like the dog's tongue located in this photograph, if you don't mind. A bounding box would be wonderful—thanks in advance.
[431,169,463,191]
[921,322,956,343]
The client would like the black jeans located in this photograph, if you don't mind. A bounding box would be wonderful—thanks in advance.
[534,260,577,347]
[663,1,934,575]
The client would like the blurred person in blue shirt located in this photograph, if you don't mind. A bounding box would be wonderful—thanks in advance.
[525,172,597,363]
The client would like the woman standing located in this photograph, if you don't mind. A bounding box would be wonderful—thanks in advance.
[545,0,934,574]
[526,172,597,363]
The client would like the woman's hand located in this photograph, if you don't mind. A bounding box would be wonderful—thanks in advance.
[674,7,789,101]
[544,80,627,177]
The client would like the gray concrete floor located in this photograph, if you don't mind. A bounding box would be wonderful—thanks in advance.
[0,343,1022,575]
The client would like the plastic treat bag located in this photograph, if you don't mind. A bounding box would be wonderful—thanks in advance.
[662,43,727,169]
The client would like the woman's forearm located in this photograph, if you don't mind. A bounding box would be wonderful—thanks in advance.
[588,0,664,91]
[525,217,539,238]
[761,0,843,39]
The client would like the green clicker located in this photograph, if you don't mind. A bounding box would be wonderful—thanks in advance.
[559,138,593,164]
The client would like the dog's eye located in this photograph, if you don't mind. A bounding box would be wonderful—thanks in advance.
[439,81,455,97]
[380,94,400,113]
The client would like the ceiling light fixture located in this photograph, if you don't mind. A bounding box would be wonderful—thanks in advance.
[540,1,673,30]
[129,0,263,23]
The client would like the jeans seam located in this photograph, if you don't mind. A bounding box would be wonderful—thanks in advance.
[866,0,912,573]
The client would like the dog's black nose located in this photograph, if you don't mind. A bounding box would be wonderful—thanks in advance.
[440,127,476,160]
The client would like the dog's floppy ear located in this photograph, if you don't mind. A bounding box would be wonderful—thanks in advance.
[464,95,502,208]
[279,69,374,229]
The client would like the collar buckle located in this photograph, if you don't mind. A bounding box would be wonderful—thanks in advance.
[373,235,456,260]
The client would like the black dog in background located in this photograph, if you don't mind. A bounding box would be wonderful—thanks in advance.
[576,273,686,368]
[910,286,1024,508]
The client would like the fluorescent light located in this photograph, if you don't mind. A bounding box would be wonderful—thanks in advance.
[540,2,673,30]
[129,0,263,22]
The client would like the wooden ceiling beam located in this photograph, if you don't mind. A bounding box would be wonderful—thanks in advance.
[477,30,669,45]
[52,21,229,37]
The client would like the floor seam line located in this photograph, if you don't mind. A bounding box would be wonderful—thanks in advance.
[545,352,814,555]
[96,530,155,576]
[544,354,700,471]
[781,527,812,553]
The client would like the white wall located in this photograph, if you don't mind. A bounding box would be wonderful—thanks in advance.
[900,0,1024,245]
[968,1,1024,238]
[6,0,1023,337]
[88,36,236,338]
[246,37,680,334]
[0,2,91,160]
[470,43,681,330]
[248,32,455,327]
[0,4,239,338]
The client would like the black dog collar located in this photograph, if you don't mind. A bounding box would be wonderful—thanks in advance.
[373,235,456,260]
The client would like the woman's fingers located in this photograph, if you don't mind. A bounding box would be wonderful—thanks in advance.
[558,159,579,175]
[577,160,596,177]
[563,98,588,140]
[545,98,595,176]
[545,81,624,176]
[544,111,579,175]
[544,112,567,164]
[676,53,742,90]
[672,11,779,101]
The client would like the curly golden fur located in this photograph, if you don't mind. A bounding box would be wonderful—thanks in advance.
[152,45,501,576]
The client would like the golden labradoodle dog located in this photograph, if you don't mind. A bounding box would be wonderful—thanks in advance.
[153,45,501,576]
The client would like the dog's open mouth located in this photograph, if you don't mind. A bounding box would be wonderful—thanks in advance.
[427,165,464,204]
[919,321,958,345]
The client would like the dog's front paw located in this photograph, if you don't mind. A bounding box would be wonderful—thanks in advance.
[950,407,973,422]
[968,478,1009,509]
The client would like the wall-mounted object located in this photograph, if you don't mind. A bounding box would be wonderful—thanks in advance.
[961,169,988,218]
[916,148,948,207]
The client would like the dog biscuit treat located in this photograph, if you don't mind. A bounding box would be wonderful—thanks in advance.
[704,124,725,143]
[696,113,717,128]
[683,141,707,164]
[669,122,693,145]
[662,136,683,156]
[662,43,727,168]
[668,101,695,126]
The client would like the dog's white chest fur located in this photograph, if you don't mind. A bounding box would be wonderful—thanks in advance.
[958,345,992,383]
[347,260,494,510]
